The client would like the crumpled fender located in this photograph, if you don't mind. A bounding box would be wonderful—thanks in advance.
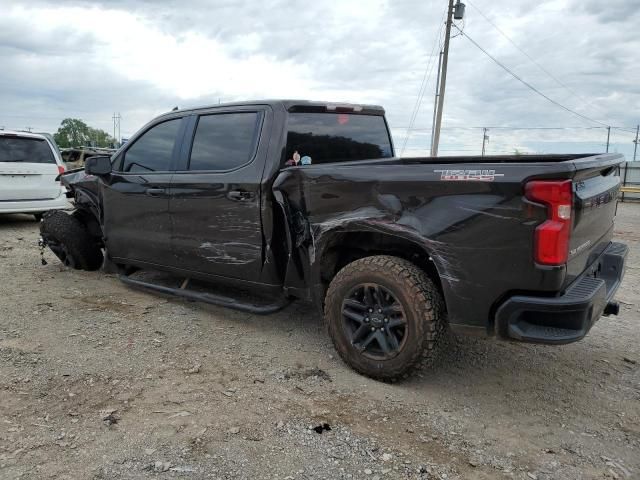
[59,169,102,222]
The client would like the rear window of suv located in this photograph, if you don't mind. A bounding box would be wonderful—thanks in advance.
[0,136,55,163]
[285,113,393,166]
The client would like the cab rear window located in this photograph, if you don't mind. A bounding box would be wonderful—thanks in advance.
[285,113,393,166]
[0,137,55,164]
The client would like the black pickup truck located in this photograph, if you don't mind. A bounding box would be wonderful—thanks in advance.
[41,100,628,381]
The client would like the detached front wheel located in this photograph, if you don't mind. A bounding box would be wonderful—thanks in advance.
[40,210,103,271]
[325,255,444,381]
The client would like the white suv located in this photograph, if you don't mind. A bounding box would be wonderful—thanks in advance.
[0,130,70,220]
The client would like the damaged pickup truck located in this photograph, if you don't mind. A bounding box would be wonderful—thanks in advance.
[41,100,628,381]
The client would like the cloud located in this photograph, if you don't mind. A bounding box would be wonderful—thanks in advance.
[579,0,640,23]
[1,0,638,157]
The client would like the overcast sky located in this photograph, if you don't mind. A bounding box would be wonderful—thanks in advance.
[1,0,639,157]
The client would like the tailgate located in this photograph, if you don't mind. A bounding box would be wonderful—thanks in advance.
[0,162,61,201]
[566,156,622,284]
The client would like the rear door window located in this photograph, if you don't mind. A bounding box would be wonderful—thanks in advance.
[188,112,260,171]
[121,119,181,173]
[0,137,55,164]
[285,113,393,166]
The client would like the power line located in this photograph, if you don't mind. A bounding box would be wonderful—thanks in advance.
[613,126,639,134]
[454,25,609,127]
[400,9,445,155]
[467,1,639,132]
[400,5,448,156]
[465,0,600,110]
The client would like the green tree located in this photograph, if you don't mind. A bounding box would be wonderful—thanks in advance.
[54,118,115,148]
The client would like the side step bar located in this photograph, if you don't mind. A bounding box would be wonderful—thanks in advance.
[119,274,292,315]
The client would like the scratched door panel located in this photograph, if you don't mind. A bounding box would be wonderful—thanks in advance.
[169,110,269,283]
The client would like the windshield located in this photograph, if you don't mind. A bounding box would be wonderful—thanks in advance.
[285,113,393,166]
[0,136,56,163]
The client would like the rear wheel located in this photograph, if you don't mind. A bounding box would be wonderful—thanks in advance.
[325,255,445,381]
[40,210,103,271]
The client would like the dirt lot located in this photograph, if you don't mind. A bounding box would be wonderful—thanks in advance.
[0,204,638,480]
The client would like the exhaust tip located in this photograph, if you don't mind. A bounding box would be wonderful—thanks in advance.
[603,301,620,316]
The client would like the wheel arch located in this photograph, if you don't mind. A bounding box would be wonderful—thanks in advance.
[73,189,102,225]
[40,210,104,270]
[311,229,446,313]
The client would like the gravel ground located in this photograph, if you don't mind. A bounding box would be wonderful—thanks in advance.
[0,203,638,480]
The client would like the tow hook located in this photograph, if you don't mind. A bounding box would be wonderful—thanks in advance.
[603,301,620,316]
[38,237,48,266]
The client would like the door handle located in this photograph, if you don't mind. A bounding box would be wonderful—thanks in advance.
[145,187,166,197]
[227,190,255,201]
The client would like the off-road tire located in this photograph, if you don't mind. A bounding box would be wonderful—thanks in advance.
[40,210,103,271]
[325,255,445,382]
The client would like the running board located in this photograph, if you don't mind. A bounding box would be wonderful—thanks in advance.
[119,274,292,315]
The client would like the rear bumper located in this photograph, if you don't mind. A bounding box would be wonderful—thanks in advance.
[0,192,70,214]
[495,242,628,344]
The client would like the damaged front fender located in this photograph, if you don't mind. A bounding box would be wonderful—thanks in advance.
[59,168,103,222]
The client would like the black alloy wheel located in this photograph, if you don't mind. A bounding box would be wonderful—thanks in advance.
[341,283,408,360]
[325,255,445,382]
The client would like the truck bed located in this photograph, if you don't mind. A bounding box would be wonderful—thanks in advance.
[274,152,625,331]
[399,153,599,164]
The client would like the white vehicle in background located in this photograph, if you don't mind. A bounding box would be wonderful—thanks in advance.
[0,130,70,221]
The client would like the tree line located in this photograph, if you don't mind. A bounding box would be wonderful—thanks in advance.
[53,118,116,149]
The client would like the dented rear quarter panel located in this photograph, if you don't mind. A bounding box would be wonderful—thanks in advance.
[273,158,606,330]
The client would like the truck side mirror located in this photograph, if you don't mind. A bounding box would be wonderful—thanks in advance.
[85,155,112,176]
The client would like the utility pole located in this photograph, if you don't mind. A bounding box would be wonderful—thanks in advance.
[605,125,611,152]
[112,113,121,147]
[429,51,443,155]
[431,0,454,157]
[431,0,465,157]
[481,127,489,156]
[621,124,638,202]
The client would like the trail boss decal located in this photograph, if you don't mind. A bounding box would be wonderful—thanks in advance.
[434,169,505,181]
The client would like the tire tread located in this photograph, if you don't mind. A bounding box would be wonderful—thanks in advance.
[325,255,445,382]
[40,210,103,271]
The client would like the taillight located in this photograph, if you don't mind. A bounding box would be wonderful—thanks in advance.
[57,165,65,175]
[525,180,573,266]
